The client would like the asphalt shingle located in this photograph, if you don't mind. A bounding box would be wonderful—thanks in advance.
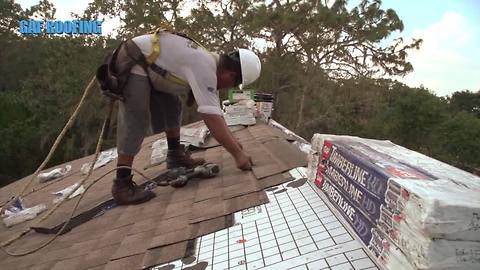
[0,121,307,270]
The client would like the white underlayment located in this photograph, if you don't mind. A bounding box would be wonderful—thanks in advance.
[152,168,381,270]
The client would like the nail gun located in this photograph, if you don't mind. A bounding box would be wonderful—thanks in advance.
[167,163,220,188]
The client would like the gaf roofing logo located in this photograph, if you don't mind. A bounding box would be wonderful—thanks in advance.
[19,20,102,35]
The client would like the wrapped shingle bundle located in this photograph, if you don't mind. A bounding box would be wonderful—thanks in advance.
[180,122,210,147]
[308,134,480,270]
[150,138,168,165]
[222,99,256,126]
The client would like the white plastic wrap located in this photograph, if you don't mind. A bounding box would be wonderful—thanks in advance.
[369,228,416,270]
[180,123,210,147]
[380,212,480,269]
[292,141,311,154]
[80,148,118,175]
[52,182,85,203]
[2,199,47,227]
[391,177,480,241]
[37,165,72,183]
[307,150,319,183]
[150,138,168,165]
[223,99,256,126]
[310,133,480,269]
[311,133,480,241]
[224,115,256,126]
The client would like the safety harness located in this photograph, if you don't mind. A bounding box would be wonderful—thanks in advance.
[96,27,205,100]
[144,27,206,87]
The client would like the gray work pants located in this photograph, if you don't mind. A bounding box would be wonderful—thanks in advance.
[116,73,183,155]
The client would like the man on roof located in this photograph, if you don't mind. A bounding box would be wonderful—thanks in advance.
[107,30,262,205]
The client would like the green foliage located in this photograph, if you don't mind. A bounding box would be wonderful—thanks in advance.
[448,90,480,118]
[299,79,480,171]
[0,36,115,184]
[0,0,23,35]
[0,1,120,184]
[433,112,480,170]
[372,86,449,150]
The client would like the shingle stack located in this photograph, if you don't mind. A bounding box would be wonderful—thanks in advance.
[222,99,257,126]
[307,134,480,270]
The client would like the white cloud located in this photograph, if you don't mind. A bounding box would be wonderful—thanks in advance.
[49,0,89,20]
[17,0,89,20]
[399,12,480,96]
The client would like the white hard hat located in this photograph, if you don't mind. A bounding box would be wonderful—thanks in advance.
[238,48,261,86]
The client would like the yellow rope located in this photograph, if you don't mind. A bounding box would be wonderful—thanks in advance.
[0,26,199,255]
[0,101,109,252]
[2,77,97,208]
[0,76,96,251]
[0,76,116,254]
[146,31,161,65]
[1,164,155,256]
[0,98,156,255]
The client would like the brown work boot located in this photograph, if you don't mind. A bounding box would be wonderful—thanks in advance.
[111,175,156,205]
[167,144,205,169]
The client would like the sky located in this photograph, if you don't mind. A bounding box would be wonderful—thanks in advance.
[380,0,480,96]
[16,0,480,97]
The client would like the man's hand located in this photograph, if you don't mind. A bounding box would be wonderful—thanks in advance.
[235,151,253,171]
[201,113,253,171]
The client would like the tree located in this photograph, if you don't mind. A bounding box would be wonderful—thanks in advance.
[433,111,480,171]
[372,86,449,153]
[83,0,189,38]
[448,90,480,118]
[0,0,23,35]
[0,1,116,185]
[237,0,421,131]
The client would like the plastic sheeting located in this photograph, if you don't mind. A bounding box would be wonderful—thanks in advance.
[80,148,118,175]
[2,197,47,227]
[150,138,168,165]
[37,165,72,183]
[52,182,85,203]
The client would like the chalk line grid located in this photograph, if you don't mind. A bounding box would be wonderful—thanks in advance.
[151,168,379,270]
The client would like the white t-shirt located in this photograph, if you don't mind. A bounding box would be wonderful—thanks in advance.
[131,33,222,115]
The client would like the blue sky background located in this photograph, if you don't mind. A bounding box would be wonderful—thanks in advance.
[16,0,480,96]
[379,0,480,96]
[383,0,480,34]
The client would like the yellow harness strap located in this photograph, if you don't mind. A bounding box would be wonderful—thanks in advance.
[146,30,161,65]
[146,26,208,88]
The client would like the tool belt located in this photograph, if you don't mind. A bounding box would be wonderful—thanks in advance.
[96,28,200,100]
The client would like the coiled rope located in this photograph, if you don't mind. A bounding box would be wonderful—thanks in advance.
[0,76,154,256]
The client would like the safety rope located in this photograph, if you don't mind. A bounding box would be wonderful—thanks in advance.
[5,77,97,205]
[0,76,155,256]
[0,22,207,254]
[1,99,110,253]
[1,165,155,256]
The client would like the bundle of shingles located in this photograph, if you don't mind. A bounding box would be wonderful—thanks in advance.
[222,99,256,126]
[149,122,211,167]
[307,134,480,270]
